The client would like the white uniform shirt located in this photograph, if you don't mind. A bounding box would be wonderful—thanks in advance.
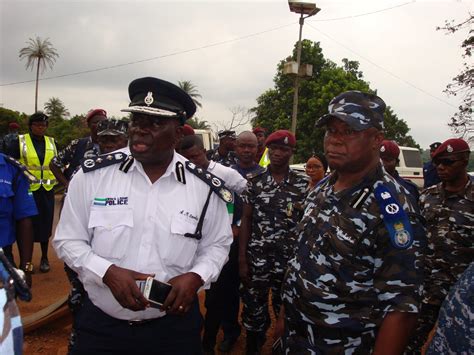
[208,160,247,194]
[53,152,232,320]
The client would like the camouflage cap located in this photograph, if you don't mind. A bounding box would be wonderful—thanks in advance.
[316,91,386,131]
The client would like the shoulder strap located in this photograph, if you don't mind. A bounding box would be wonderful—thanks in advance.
[81,152,128,173]
[4,155,36,183]
[185,161,233,203]
[374,183,414,250]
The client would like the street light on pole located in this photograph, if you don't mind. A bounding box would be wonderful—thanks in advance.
[287,1,320,135]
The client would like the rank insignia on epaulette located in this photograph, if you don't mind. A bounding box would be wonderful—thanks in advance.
[185,161,233,203]
[374,184,414,249]
[82,152,128,173]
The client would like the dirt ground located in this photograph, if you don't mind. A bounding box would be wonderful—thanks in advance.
[14,196,275,354]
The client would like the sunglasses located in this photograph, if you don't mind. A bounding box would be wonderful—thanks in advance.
[433,158,464,166]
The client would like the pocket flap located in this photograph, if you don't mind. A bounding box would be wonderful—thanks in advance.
[88,208,133,230]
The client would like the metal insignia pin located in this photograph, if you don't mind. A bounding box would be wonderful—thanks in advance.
[83,159,95,168]
[96,158,103,163]
[144,92,154,106]
[447,145,453,153]
[106,155,113,160]
[380,146,386,152]
[284,136,289,144]
[211,177,222,187]
[197,168,203,174]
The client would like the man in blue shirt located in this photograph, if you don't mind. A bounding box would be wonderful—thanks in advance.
[0,153,37,283]
[423,142,442,189]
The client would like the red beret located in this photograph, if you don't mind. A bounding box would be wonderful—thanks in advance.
[380,140,400,159]
[8,122,20,129]
[253,127,266,135]
[432,138,470,158]
[182,124,195,136]
[86,108,107,123]
[265,130,296,148]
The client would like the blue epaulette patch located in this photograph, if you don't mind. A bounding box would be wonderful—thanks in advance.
[374,184,414,249]
[82,152,128,173]
[185,161,233,203]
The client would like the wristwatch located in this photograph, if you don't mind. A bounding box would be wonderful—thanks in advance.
[22,262,34,273]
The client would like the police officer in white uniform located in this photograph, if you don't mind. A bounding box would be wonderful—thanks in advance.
[53,77,233,354]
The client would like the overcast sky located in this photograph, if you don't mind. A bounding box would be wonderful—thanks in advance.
[1,0,472,149]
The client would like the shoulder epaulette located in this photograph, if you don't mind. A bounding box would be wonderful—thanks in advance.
[4,155,36,183]
[81,152,128,173]
[246,166,267,180]
[185,161,233,203]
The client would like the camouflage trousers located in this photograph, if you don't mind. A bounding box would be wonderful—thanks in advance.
[283,321,376,355]
[405,303,440,354]
[241,245,289,333]
[64,263,87,353]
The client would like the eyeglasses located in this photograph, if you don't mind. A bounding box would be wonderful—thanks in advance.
[433,158,464,166]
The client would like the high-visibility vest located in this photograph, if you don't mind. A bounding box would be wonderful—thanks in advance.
[19,133,58,191]
[259,147,270,168]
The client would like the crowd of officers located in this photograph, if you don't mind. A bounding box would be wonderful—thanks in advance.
[0,76,472,355]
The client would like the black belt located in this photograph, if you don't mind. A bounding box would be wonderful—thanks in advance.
[127,318,161,326]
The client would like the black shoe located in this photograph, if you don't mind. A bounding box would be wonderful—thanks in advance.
[40,258,50,273]
[218,337,238,352]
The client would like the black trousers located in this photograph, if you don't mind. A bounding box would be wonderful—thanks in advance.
[202,240,241,347]
[71,297,203,355]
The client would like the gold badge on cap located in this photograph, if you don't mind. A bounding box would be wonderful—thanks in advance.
[144,92,154,106]
[447,145,453,153]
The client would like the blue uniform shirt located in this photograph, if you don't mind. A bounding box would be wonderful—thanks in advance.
[0,153,38,247]
[423,161,441,189]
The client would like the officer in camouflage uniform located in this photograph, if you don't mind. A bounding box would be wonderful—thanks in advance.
[206,130,237,167]
[281,91,425,354]
[408,138,473,353]
[239,130,308,354]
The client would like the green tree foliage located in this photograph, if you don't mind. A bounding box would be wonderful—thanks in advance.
[187,117,210,129]
[251,40,419,162]
[178,80,202,108]
[19,37,59,112]
[0,108,28,136]
[44,97,70,128]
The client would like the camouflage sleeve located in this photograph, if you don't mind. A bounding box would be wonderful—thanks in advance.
[51,139,79,169]
[241,178,255,205]
[373,213,425,314]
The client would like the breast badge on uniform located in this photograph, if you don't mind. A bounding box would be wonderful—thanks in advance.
[374,184,414,249]
[185,161,233,203]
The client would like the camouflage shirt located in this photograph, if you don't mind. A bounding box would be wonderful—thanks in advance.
[420,176,474,306]
[427,262,474,355]
[241,167,308,253]
[282,165,425,353]
[207,148,237,167]
[51,137,99,180]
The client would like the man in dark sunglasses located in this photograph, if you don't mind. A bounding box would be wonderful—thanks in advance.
[408,138,472,352]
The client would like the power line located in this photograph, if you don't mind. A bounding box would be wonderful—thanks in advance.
[307,23,457,109]
[312,0,416,22]
[1,22,296,87]
[2,1,420,87]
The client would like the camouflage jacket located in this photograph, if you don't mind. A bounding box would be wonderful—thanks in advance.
[206,148,237,167]
[51,136,99,180]
[282,165,425,353]
[241,166,308,252]
[427,262,474,355]
[420,176,474,305]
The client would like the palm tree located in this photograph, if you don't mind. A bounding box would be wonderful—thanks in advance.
[187,117,211,129]
[19,37,59,112]
[44,97,69,122]
[178,80,202,108]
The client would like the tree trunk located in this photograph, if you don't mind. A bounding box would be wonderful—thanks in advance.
[35,59,40,112]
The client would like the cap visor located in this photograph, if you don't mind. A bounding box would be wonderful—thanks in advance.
[98,129,123,136]
[315,113,368,131]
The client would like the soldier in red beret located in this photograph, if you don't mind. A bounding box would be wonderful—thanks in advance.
[408,137,473,352]
[239,129,308,353]
[380,140,419,201]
